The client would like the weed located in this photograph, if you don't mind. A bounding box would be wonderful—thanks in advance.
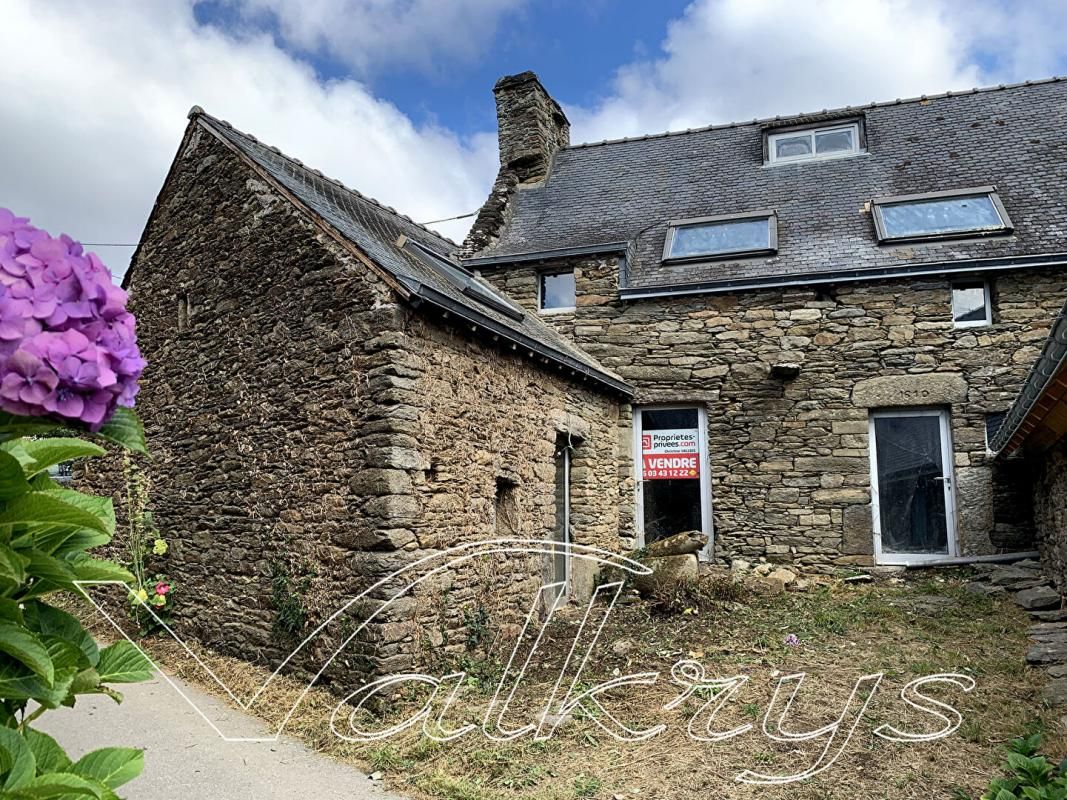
[270,559,310,638]
[463,604,491,650]
[573,774,601,798]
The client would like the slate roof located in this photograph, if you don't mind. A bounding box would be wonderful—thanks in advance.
[990,297,1067,455]
[468,77,1067,293]
[188,108,632,396]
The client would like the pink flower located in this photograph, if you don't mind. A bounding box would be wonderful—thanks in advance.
[783,633,800,647]
[0,208,144,428]
[155,582,170,596]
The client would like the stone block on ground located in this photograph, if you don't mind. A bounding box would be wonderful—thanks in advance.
[990,566,1047,589]
[1016,586,1062,610]
[965,582,1006,596]
[1042,678,1067,707]
[631,553,699,596]
[1032,609,1067,622]
[1049,665,1067,679]
[1027,641,1067,664]
[644,531,708,558]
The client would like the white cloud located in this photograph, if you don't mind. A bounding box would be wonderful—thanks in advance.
[4,0,1066,282]
[0,0,497,277]
[224,0,526,76]
[568,0,1067,144]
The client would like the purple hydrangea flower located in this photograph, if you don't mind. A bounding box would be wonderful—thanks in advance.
[0,208,144,429]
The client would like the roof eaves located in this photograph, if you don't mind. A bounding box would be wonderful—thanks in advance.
[463,241,632,267]
[991,298,1067,456]
[619,253,1067,300]
[410,283,633,397]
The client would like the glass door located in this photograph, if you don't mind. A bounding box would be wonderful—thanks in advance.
[634,406,713,558]
[869,409,957,564]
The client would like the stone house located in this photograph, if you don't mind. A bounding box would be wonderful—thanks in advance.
[105,107,633,675]
[463,72,1067,568]
[106,71,1067,674]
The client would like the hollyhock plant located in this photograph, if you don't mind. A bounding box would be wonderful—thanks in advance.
[0,207,144,429]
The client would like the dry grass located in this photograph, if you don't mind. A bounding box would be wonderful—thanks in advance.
[94,569,1062,800]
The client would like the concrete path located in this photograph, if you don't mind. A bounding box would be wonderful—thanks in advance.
[37,673,406,800]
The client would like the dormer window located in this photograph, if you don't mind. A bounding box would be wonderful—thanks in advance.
[663,211,778,263]
[767,122,861,164]
[872,187,1012,244]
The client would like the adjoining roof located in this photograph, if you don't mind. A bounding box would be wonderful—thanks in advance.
[990,298,1067,456]
[184,108,632,397]
[469,78,1067,293]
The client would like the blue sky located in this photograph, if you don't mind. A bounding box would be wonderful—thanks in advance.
[192,0,693,136]
[3,0,1067,271]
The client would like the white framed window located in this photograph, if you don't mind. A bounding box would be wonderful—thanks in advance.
[663,210,777,263]
[538,269,575,313]
[871,187,1013,244]
[767,122,861,164]
[951,280,992,328]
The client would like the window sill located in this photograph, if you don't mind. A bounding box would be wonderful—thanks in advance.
[762,151,868,168]
[539,306,576,316]
[662,249,777,265]
[876,229,1013,246]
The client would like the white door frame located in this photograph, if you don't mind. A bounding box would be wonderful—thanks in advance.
[869,407,958,566]
[633,404,715,560]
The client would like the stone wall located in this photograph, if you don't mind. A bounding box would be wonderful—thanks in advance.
[1033,438,1067,592]
[476,256,1063,565]
[83,124,625,684]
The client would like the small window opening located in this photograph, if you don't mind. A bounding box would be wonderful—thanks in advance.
[539,270,575,313]
[494,477,519,536]
[951,280,992,328]
[177,295,190,331]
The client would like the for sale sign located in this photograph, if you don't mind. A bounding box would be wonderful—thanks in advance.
[641,429,700,480]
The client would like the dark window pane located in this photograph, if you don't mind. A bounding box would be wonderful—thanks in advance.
[880,195,1003,239]
[873,415,949,555]
[775,134,812,158]
[643,480,702,544]
[552,438,570,594]
[669,218,770,259]
[540,271,575,310]
[951,283,989,324]
[815,128,854,154]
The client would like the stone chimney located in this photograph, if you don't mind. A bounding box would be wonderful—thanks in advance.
[493,71,570,183]
[461,72,569,255]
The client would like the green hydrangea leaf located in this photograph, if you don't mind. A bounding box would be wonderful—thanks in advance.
[96,641,152,684]
[0,492,110,536]
[70,747,144,790]
[0,451,30,501]
[0,622,53,685]
[18,439,105,479]
[93,408,146,455]
[5,771,107,798]
[22,602,99,668]
[23,729,71,774]
[0,725,36,789]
